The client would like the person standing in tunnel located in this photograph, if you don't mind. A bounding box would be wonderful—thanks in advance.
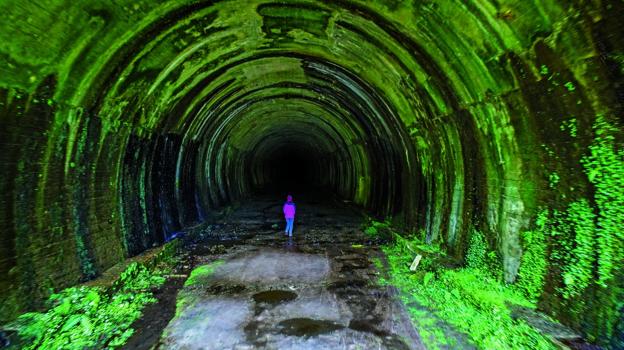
[283,195,296,237]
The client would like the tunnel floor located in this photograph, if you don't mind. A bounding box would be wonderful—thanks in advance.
[122,195,425,350]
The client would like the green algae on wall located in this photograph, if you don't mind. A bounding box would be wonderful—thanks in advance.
[515,210,548,303]
[516,115,624,345]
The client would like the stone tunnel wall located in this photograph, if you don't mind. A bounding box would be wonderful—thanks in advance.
[0,0,622,345]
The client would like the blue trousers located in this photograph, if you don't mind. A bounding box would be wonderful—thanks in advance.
[285,218,294,236]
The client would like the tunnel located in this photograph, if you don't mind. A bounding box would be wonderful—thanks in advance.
[0,0,623,349]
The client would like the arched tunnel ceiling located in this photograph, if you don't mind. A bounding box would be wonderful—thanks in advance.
[0,0,623,345]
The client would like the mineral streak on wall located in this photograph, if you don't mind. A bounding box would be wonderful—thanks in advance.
[0,0,622,345]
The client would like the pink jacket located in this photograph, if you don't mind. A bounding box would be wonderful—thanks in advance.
[283,201,296,219]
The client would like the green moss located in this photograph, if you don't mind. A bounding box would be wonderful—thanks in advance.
[8,261,166,349]
[580,115,623,287]
[530,116,623,342]
[362,218,391,237]
[548,172,560,189]
[560,200,596,299]
[560,118,577,138]
[539,199,600,300]
[516,210,548,302]
[465,229,487,270]
[564,82,575,92]
[383,236,557,349]
[372,256,383,270]
[184,260,223,287]
[579,115,623,341]
[112,262,165,292]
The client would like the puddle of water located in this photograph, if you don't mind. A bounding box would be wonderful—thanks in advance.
[278,318,344,337]
[348,319,389,337]
[253,290,297,305]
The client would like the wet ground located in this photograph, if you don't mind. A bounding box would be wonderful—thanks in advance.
[123,194,424,350]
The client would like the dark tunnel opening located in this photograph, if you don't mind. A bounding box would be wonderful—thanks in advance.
[251,141,323,195]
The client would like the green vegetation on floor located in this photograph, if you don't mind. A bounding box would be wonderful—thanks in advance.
[381,232,558,350]
[6,241,180,349]
[363,218,391,237]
